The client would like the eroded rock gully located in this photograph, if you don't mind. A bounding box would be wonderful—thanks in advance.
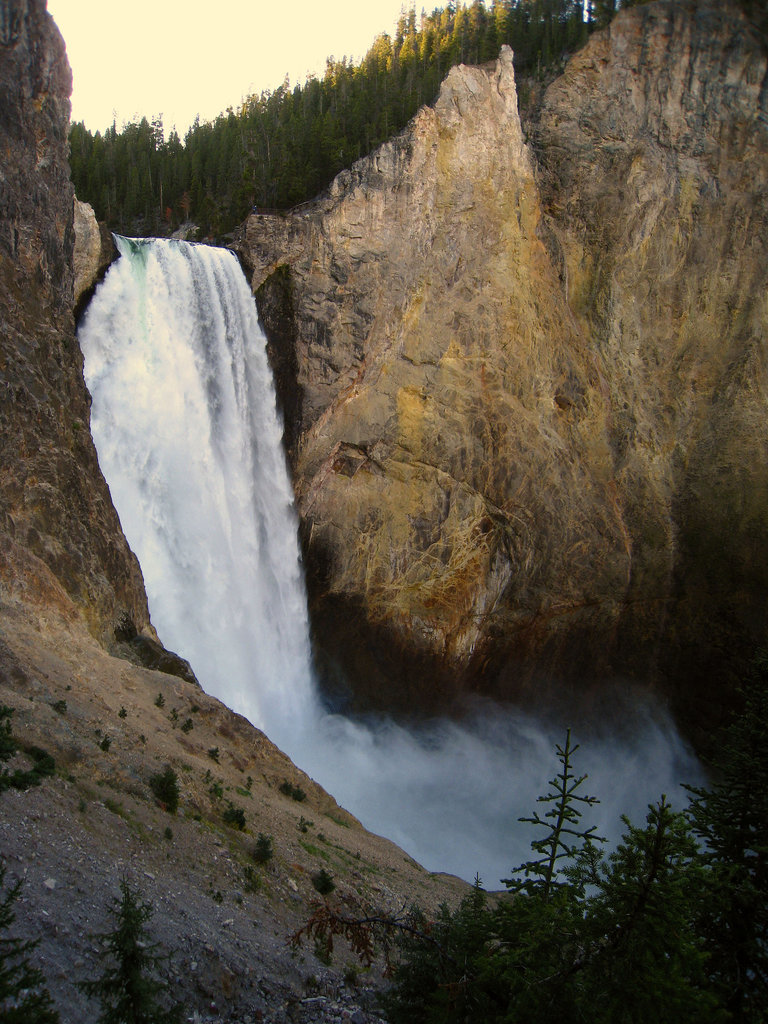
[235,2,768,731]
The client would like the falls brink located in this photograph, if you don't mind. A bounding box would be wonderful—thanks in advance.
[80,238,701,885]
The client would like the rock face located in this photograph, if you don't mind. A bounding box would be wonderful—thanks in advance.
[236,1,768,729]
[0,0,151,645]
[534,0,768,728]
[73,197,116,315]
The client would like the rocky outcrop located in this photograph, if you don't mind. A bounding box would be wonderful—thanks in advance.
[0,0,151,646]
[236,2,768,729]
[73,198,116,315]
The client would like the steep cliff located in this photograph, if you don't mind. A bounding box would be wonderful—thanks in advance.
[236,1,768,728]
[0,0,150,645]
[534,0,768,725]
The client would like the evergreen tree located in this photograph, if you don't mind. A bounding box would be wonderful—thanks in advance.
[0,863,59,1023]
[576,797,722,1023]
[382,730,733,1024]
[387,731,604,1023]
[79,881,179,1024]
[502,727,605,895]
[685,659,768,1022]
[382,881,495,1024]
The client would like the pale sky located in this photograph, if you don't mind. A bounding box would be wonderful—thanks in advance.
[47,0,414,137]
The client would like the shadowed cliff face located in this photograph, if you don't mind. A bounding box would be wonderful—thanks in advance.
[533,0,768,727]
[236,2,768,728]
[0,0,151,644]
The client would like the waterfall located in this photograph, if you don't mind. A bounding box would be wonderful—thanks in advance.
[80,238,701,886]
[79,237,317,754]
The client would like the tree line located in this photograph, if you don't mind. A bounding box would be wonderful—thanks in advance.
[69,1,639,240]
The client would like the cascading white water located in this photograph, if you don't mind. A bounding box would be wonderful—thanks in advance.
[79,237,317,754]
[80,238,702,886]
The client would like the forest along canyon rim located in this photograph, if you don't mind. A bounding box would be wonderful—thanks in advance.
[78,236,702,886]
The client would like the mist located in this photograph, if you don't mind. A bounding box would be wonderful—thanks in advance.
[291,694,702,887]
[79,238,703,889]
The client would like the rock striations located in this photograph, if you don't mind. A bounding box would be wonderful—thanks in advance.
[535,0,768,727]
[0,0,150,648]
[236,1,768,729]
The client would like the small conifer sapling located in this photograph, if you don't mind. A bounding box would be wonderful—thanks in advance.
[79,880,179,1024]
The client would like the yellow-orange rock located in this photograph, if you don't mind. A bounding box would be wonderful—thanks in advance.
[236,2,768,729]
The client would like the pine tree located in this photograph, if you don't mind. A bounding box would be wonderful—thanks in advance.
[0,863,59,1023]
[383,881,494,1024]
[382,731,728,1024]
[685,659,768,1023]
[387,732,604,1023]
[502,727,605,896]
[79,881,179,1024]
[577,797,723,1023]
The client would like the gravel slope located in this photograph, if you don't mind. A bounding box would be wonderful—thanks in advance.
[0,595,467,1022]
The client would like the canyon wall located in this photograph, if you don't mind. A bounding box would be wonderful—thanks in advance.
[0,0,151,646]
[236,0,768,729]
